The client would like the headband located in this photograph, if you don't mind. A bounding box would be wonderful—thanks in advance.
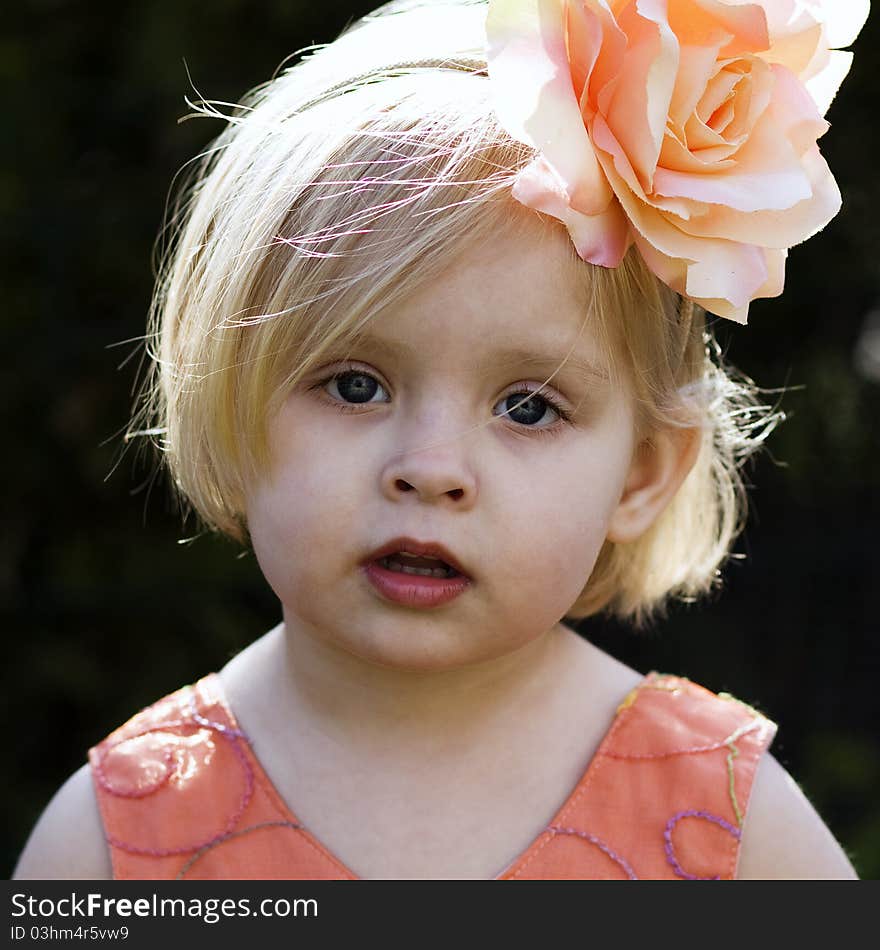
[485,0,869,322]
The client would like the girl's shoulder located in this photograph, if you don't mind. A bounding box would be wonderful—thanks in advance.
[618,669,857,879]
[13,763,112,880]
[567,644,857,879]
[12,633,282,882]
[13,673,242,882]
[737,751,858,879]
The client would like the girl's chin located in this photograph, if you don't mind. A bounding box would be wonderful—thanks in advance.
[287,618,551,678]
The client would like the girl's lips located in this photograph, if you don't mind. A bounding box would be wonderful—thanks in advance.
[363,536,470,579]
[363,560,471,608]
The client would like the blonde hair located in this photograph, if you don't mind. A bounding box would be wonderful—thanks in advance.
[137,0,780,626]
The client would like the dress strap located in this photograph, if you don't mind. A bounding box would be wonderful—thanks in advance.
[88,675,354,880]
[502,672,777,880]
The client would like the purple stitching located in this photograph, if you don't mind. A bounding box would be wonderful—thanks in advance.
[92,717,194,798]
[92,741,176,800]
[96,692,256,857]
[663,810,741,880]
[190,706,248,741]
[548,826,638,880]
[175,820,303,879]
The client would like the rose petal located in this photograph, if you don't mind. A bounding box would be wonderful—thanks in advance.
[678,144,841,247]
[582,0,629,111]
[757,0,868,112]
[513,155,632,265]
[604,0,680,190]
[600,147,772,307]
[817,0,870,49]
[562,201,633,267]
[761,19,824,75]
[661,130,739,171]
[631,231,761,322]
[685,243,769,307]
[591,111,649,200]
[686,248,787,322]
[669,42,727,129]
[648,188,713,221]
[487,0,613,214]
[697,65,745,123]
[565,0,603,102]
[684,0,771,56]
[652,112,814,213]
[805,49,854,116]
[759,0,868,52]
[766,64,829,155]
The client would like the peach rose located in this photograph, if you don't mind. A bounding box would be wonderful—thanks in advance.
[486,0,869,321]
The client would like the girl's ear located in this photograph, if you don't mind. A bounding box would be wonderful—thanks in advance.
[606,425,702,544]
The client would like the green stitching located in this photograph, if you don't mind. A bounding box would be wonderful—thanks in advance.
[721,719,764,827]
[718,691,763,720]
[725,739,744,826]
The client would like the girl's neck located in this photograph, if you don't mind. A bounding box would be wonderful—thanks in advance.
[217,617,640,880]
[261,616,581,753]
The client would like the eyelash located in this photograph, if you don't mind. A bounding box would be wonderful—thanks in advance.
[309,362,574,434]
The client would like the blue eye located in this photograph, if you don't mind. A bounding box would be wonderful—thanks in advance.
[494,391,565,427]
[326,370,388,404]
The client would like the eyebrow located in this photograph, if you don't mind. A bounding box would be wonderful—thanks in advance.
[483,347,610,384]
[341,335,610,385]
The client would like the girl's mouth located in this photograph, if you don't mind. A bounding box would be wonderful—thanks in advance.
[364,553,470,608]
[379,553,459,578]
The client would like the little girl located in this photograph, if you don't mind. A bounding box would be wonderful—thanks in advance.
[16,0,866,879]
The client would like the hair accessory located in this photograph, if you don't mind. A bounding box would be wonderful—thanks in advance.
[486,0,869,322]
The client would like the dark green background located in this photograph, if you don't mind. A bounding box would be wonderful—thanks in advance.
[5,1,879,878]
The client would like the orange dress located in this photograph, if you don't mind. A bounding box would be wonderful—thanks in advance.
[88,671,775,880]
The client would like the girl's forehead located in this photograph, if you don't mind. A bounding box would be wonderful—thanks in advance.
[440,212,587,299]
[347,317,610,389]
[353,221,612,378]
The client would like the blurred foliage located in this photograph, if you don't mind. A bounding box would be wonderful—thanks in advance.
[4,0,879,879]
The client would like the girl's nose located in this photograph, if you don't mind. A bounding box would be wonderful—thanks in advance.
[380,431,478,508]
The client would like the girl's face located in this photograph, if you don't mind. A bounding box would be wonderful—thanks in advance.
[246,221,641,672]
